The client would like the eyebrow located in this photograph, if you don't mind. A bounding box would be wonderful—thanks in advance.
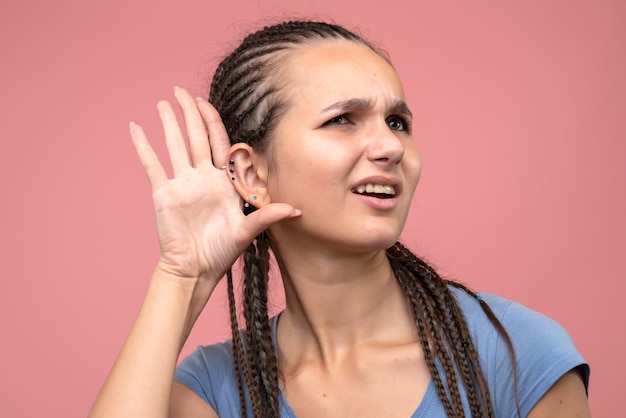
[321,97,413,119]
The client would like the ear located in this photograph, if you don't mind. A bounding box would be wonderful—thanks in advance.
[228,143,271,209]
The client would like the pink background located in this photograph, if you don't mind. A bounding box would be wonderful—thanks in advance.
[1,0,624,416]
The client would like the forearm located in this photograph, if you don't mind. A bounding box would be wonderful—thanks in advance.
[89,269,216,418]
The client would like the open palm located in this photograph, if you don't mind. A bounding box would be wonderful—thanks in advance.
[130,87,298,287]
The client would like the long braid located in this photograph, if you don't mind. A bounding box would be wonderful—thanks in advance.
[388,241,522,417]
[391,255,464,415]
[448,281,521,416]
[394,264,458,415]
[242,233,280,417]
[387,242,484,416]
[226,268,249,417]
[256,235,281,416]
[418,262,483,416]
[443,285,491,417]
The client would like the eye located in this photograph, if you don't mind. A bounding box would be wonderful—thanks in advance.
[323,114,351,126]
[386,115,410,132]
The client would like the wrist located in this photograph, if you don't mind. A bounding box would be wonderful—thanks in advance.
[152,260,200,290]
[149,261,220,341]
[152,258,223,287]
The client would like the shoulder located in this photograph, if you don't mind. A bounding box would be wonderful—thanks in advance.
[174,315,281,416]
[449,286,583,353]
[175,339,237,411]
[449,286,590,416]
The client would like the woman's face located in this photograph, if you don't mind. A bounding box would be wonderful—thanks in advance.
[265,40,422,254]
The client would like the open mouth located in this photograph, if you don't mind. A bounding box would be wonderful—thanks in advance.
[352,183,396,199]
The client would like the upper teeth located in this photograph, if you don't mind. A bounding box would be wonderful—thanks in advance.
[354,183,396,195]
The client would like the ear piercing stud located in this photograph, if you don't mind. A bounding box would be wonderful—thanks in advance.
[226,160,258,211]
[244,195,257,208]
[229,159,235,180]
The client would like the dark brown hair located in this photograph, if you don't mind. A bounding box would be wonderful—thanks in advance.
[211,20,519,418]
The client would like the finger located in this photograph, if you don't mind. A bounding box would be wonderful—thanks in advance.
[129,122,168,190]
[173,87,212,167]
[157,99,189,176]
[235,203,302,245]
[196,100,231,167]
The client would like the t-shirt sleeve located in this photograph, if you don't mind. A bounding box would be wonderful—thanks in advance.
[481,295,590,417]
[175,342,234,412]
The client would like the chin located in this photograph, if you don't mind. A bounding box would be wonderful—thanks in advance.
[360,223,404,247]
[347,232,402,253]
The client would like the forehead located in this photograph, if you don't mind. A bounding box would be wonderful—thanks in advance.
[279,40,406,109]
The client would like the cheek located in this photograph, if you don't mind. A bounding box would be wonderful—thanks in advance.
[267,148,352,207]
[265,147,320,202]
[405,144,423,189]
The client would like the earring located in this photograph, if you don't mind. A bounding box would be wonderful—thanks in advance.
[229,159,235,180]
[244,195,257,208]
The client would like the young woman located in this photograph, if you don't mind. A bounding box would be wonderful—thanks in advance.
[90,21,590,417]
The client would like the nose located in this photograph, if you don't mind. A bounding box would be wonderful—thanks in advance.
[366,122,405,167]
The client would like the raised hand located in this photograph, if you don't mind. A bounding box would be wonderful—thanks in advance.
[130,87,299,287]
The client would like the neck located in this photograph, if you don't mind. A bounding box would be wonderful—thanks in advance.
[274,244,415,365]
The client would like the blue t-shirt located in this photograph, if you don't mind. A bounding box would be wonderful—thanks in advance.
[175,287,590,417]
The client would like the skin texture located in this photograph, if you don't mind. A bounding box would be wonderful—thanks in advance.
[89,38,590,418]
[527,369,590,417]
[264,41,421,256]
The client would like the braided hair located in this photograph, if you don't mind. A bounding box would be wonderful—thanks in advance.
[211,20,519,417]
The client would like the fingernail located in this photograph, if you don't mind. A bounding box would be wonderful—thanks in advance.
[195,97,205,102]
[174,85,180,90]
[129,121,136,127]
[293,209,302,216]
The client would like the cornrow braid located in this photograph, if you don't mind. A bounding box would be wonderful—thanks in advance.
[209,20,372,153]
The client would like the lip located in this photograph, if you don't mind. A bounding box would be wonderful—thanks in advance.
[350,175,403,210]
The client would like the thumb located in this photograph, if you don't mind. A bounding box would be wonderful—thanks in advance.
[235,203,301,244]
